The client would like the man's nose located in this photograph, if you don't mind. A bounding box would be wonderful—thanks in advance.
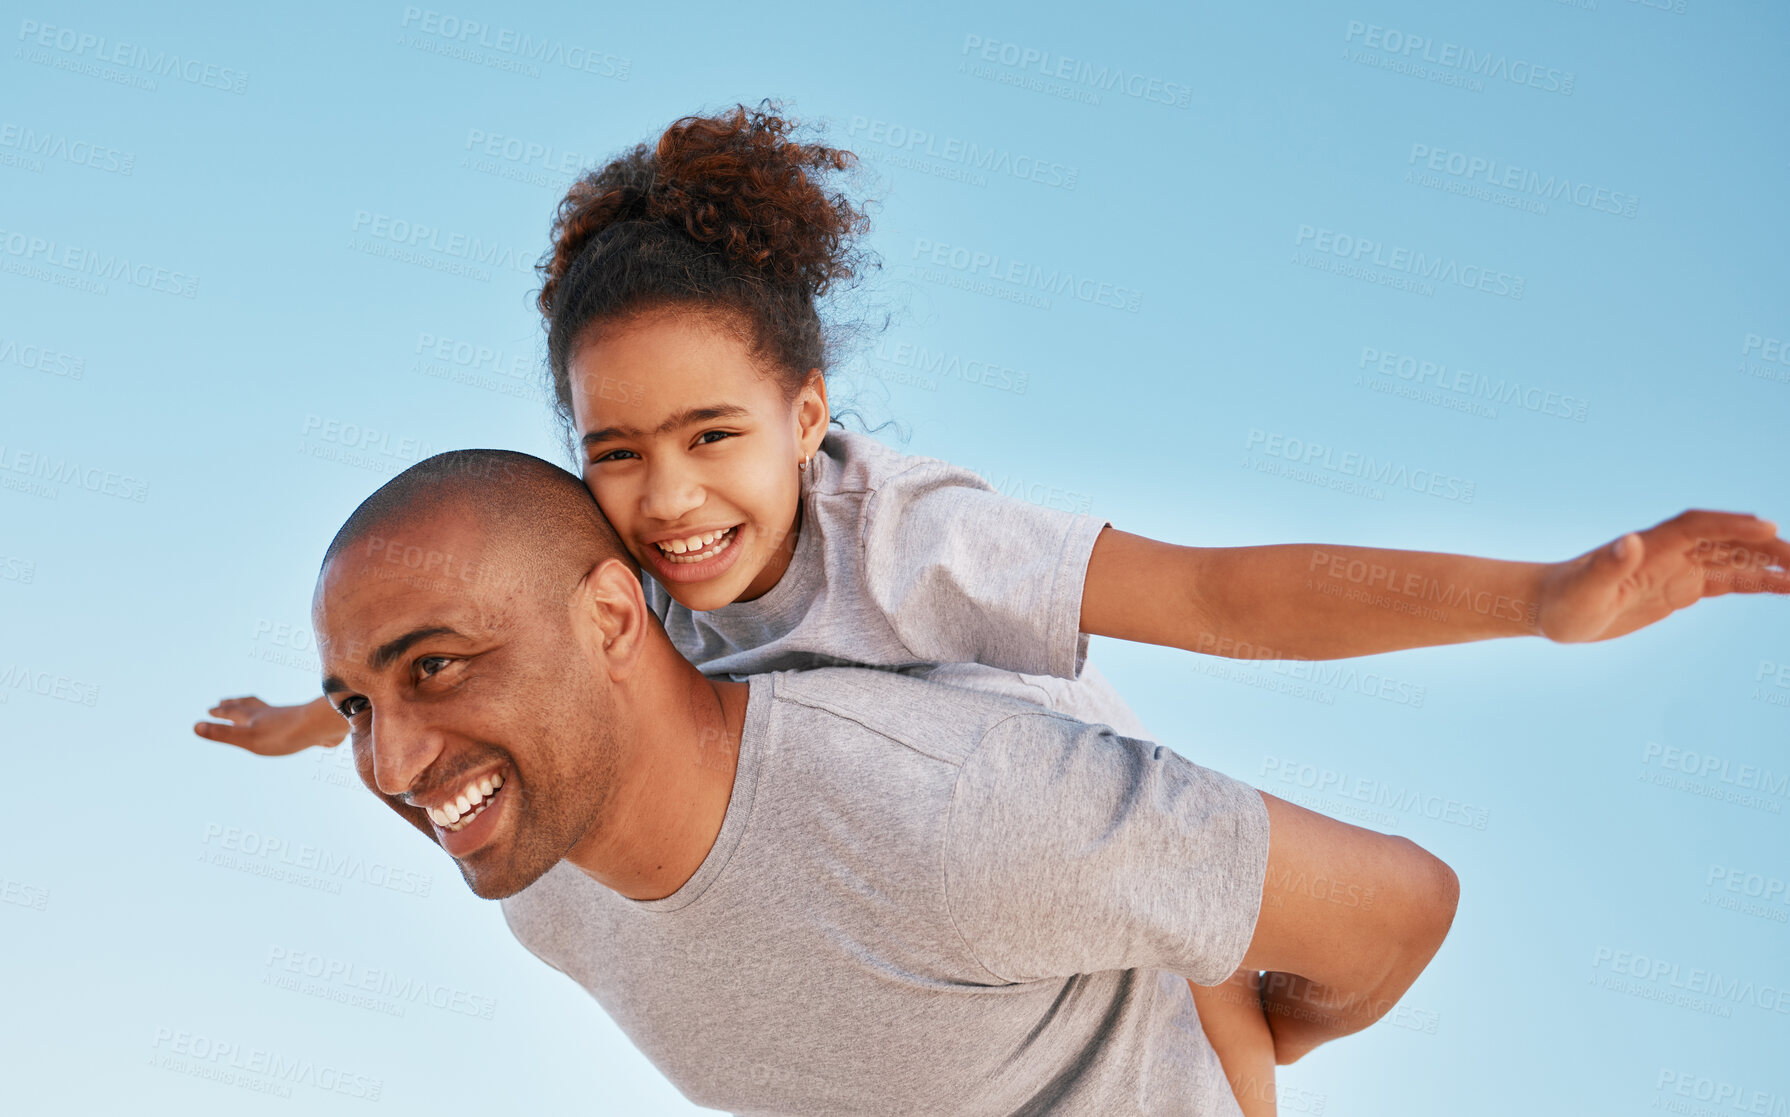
[368,703,449,800]
[639,457,706,523]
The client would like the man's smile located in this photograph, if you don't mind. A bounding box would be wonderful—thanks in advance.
[414,765,513,857]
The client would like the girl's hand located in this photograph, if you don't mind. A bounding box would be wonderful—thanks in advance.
[1536,510,1790,643]
[193,695,346,756]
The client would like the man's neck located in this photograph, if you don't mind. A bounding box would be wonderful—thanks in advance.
[564,648,749,901]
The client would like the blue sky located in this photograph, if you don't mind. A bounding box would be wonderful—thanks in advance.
[3,0,1786,1113]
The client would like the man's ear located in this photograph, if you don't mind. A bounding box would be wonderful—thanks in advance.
[795,369,830,460]
[573,556,649,680]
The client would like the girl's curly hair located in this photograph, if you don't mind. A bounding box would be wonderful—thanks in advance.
[536,101,875,445]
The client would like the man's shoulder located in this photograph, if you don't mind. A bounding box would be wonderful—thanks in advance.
[765,666,1082,767]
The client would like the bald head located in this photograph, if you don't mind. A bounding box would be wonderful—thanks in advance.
[321,449,636,603]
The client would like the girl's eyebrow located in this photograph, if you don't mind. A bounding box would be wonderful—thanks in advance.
[581,404,750,448]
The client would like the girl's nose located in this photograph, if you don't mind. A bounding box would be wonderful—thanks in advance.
[639,460,705,522]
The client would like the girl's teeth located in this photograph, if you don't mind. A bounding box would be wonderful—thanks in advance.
[657,527,736,564]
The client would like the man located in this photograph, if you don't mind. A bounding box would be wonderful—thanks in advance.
[312,449,1458,1116]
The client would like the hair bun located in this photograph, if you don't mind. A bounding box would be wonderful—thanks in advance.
[537,101,869,318]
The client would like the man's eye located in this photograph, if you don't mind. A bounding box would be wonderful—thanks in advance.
[337,697,368,718]
[417,656,451,678]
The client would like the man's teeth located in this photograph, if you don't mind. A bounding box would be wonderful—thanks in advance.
[655,527,736,563]
[427,772,504,831]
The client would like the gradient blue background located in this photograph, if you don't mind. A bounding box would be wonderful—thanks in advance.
[3,0,1786,1113]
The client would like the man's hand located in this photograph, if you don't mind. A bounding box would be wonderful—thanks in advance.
[193,695,346,756]
[1537,510,1789,644]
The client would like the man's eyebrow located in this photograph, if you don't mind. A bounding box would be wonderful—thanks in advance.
[371,626,463,671]
[318,625,462,697]
[581,403,751,449]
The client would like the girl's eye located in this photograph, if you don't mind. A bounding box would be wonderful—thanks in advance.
[696,430,735,446]
[592,448,638,464]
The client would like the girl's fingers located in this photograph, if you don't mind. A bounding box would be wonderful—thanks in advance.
[195,721,245,745]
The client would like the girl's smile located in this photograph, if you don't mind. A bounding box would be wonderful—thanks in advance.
[643,523,745,583]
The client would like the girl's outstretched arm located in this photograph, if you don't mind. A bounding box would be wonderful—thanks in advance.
[1081,509,1788,660]
[194,695,346,756]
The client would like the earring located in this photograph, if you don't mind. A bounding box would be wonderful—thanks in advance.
[798,454,811,474]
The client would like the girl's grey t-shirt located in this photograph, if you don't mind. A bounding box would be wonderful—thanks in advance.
[643,428,1153,739]
[500,667,1270,1117]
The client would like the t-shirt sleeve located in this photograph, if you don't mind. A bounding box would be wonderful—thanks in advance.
[944,713,1270,986]
[859,460,1108,680]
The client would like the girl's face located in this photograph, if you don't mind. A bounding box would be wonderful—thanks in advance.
[567,309,829,613]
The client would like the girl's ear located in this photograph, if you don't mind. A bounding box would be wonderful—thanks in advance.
[794,369,830,460]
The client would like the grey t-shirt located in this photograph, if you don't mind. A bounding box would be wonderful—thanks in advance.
[644,429,1151,739]
[500,668,1270,1117]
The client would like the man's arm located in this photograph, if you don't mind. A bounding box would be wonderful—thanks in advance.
[1237,791,1459,1064]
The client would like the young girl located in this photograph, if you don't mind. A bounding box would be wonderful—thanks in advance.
[197,103,1787,1115]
